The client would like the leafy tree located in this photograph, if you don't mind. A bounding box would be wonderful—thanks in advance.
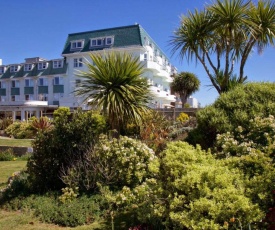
[187,82,275,149]
[170,71,200,108]
[171,0,275,94]
[75,52,152,134]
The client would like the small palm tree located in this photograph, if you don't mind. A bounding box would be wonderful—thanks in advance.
[75,52,151,134]
[170,72,200,108]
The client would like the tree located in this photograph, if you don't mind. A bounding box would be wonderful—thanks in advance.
[75,52,151,134]
[170,71,200,108]
[171,0,275,94]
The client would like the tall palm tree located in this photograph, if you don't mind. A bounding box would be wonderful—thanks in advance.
[74,52,151,134]
[170,72,200,108]
[171,0,275,94]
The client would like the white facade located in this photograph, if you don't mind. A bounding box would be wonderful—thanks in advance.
[0,25,177,120]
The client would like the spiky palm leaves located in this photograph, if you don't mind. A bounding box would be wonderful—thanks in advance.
[75,52,151,134]
[171,0,275,94]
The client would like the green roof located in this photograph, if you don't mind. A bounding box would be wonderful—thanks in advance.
[61,24,169,60]
[0,60,67,80]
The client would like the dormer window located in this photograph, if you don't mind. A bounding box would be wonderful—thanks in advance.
[10,65,20,73]
[24,64,33,71]
[90,36,114,48]
[0,66,5,74]
[71,40,84,50]
[53,60,63,68]
[38,62,48,70]
[106,36,113,45]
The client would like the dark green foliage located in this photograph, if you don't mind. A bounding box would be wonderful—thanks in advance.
[1,194,103,227]
[187,83,275,149]
[0,171,31,203]
[0,117,13,130]
[27,109,107,192]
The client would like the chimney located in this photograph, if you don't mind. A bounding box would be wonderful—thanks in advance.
[0,59,2,65]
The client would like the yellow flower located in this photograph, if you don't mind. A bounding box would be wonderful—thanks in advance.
[13,158,17,161]
[230,217,235,222]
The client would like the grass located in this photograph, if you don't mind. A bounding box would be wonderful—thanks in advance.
[0,161,27,189]
[0,210,107,230]
[0,137,32,147]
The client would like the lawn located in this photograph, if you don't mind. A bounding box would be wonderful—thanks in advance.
[0,161,27,189]
[0,137,32,147]
[0,210,106,230]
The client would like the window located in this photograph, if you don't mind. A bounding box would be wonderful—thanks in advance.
[24,64,33,71]
[0,96,6,102]
[144,53,148,61]
[38,94,48,101]
[54,76,63,85]
[10,65,20,73]
[25,79,34,87]
[25,94,34,101]
[71,40,84,50]
[90,36,114,48]
[106,36,113,45]
[38,78,48,86]
[11,80,20,88]
[54,93,64,100]
[53,60,63,68]
[38,62,48,70]
[74,58,83,68]
[75,79,81,87]
[0,66,5,74]
[0,81,6,88]
[11,95,20,101]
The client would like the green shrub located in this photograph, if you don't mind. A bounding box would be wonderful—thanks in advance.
[215,116,275,158]
[187,82,275,149]
[5,121,34,139]
[61,135,156,192]
[108,142,263,229]
[27,109,107,192]
[0,117,13,130]
[0,171,31,203]
[0,148,15,161]
[1,194,102,227]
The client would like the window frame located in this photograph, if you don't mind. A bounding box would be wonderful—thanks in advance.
[25,79,34,87]
[24,64,33,71]
[73,58,83,68]
[11,80,20,88]
[0,66,5,74]
[38,62,48,70]
[53,60,63,69]
[10,65,19,73]
[70,40,84,50]
[38,78,48,86]
[53,76,63,85]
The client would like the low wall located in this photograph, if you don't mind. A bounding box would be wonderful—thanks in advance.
[155,108,199,120]
[0,146,33,157]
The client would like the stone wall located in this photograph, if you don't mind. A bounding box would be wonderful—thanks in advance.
[0,146,33,157]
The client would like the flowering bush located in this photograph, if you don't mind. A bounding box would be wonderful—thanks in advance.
[101,141,263,229]
[216,115,275,158]
[61,135,156,192]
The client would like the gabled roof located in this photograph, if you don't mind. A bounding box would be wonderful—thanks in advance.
[61,24,169,60]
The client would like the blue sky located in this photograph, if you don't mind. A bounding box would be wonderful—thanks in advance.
[0,0,274,106]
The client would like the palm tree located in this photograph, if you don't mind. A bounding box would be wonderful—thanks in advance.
[74,52,151,134]
[171,0,275,94]
[170,72,200,108]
